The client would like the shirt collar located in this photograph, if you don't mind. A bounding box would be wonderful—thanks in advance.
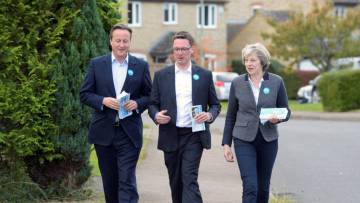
[245,71,269,81]
[175,63,192,74]
[249,76,264,88]
[111,53,129,65]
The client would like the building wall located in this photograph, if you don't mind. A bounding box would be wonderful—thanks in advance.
[227,14,273,62]
[226,0,330,68]
[126,2,228,74]
[226,0,326,23]
[226,13,297,68]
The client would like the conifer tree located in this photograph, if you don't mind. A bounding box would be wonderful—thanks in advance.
[1,0,121,200]
[0,0,73,201]
[25,0,120,198]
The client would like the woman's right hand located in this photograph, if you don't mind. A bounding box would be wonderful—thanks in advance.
[223,145,234,162]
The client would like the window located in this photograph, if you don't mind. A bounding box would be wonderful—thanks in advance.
[164,3,177,24]
[197,4,217,28]
[204,54,217,71]
[128,1,141,26]
[334,5,347,18]
[252,4,263,15]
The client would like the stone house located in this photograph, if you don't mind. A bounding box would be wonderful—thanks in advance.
[125,0,229,75]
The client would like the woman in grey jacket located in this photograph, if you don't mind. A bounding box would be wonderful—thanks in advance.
[222,43,291,203]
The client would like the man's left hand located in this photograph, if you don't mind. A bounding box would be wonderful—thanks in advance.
[124,100,138,111]
[194,112,211,123]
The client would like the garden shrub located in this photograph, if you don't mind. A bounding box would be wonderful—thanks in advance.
[318,70,360,112]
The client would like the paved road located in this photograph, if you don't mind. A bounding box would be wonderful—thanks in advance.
[137,116,243,203]
[211,116,360,203]
[273,119,360,203]
[93,115,360,203]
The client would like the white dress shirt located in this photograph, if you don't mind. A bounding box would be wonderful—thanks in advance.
[112,53,128,98]
[248,77,264,105]
[175,64,193,128]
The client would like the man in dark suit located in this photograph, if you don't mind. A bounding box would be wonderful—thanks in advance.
[148,31,220,203]
[80,24,151,203]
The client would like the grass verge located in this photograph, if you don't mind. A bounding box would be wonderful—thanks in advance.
[89,147,101,177]
[89,126,151,177]
[288,100,323,112]
[270,194,296,203]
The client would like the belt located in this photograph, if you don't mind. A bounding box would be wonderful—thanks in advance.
[176,127,192,133]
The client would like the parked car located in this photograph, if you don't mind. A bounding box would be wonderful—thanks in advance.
[212,72,239,100]
[297,75,321,103]
[335,57,360,70]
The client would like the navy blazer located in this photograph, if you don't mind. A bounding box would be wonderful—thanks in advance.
[80,54,152,148]
[222,72,291,146]
[148,65,221,152]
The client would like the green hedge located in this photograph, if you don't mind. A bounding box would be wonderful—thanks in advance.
[318,70,360,112]
[278,68,301,100]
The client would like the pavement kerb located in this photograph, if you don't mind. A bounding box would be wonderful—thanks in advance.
[219,111,360,121]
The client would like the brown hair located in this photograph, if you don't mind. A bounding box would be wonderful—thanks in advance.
[172,31,195,46]
[109,23,132,40]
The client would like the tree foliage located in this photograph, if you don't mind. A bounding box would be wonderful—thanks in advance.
[0,0,73,200]
[97,0,124,32]
[25,0,109,198]
[0,0,121,201]
[0,0,73,164]
[263,1,360,72]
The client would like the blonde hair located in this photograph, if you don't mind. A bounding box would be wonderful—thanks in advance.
[242,43,271,71]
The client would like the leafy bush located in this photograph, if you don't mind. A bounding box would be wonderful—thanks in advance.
[25,0,117,199]
[0,0,71,164]
[318,70,360,112]
[278,68,301,100]
[0,159,46,202]
[0,0,121,201]
[0,0,75,200]
[231,60,246,74]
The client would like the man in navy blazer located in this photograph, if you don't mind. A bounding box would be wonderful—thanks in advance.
[80,24,151,203]
[148,31,220,203]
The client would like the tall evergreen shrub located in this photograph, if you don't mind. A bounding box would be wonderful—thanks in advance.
[25,0,121,198]
[0,0,73,201]
[0,0,122,200]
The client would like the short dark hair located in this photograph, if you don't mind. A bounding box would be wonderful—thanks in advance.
[109,23,132,40]
[172,31,195,46]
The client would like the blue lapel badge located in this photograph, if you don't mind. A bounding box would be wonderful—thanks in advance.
[263,87,270,95]
[128,69,134,76]
[193,74,200,80]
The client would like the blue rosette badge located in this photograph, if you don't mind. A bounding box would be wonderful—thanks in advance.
[193,74,200,80]
[128,69,134,76]
[263,87,270,95]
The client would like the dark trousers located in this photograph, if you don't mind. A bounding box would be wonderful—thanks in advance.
[94,127,141,203]
[164,127,203,203]
[234,129,278,203]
